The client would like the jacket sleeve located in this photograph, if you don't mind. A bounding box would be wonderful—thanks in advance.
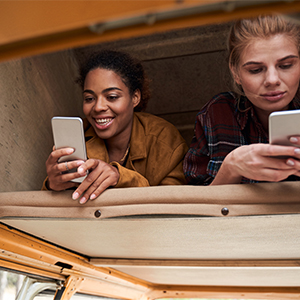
[41,177,49,190]
[159,141,188,185]
[111,162,150,187]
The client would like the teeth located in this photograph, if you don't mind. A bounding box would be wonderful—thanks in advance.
[95,118,112,125]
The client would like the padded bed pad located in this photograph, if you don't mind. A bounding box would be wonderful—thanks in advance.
[1,182,300,219]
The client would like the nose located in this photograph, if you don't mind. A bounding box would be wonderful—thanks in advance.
[93,96,108,112]
[264,67,280,87]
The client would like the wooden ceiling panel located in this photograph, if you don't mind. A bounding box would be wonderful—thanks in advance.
[1,1,300,62]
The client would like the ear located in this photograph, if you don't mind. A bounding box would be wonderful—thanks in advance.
[230,65,241,85]
[132,89,141,108]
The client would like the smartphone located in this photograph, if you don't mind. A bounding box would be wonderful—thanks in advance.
[51,116,87,183]
[269,109,300,147]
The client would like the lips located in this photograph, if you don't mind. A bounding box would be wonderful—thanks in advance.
[94,117,114,129]
[261,91,286,101]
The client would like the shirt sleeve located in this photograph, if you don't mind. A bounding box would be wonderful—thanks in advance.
[183,114,213,185]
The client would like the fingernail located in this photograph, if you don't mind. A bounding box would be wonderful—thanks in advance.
[287,159,295,166]
[90,194,96,200]
[294,148,300,155]
[79,197,86,204]
[67,148,75,154]
[76,160,84,166]
[78,167,84,174]
[290,137,298,143]
[72,192,79,200]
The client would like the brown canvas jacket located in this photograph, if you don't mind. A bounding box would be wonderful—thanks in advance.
[42,112,188,190]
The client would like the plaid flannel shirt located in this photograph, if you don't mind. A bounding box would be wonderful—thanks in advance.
[184,92,300,185]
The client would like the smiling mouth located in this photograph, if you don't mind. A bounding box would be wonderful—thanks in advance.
[95,118,113,126]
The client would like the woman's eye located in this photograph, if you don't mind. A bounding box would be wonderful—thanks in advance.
[107,95,119,101]
[84,96,94,102]
[248,68,262,74]
[279,63,292,70]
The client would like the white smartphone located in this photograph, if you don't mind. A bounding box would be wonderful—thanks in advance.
[269,109,300,147]
[51,116,87,183]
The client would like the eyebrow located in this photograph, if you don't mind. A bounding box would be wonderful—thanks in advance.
[278,54,299,62]
[83,87,122,94]
[242,55,299,67]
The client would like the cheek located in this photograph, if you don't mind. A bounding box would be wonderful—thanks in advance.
[83,103,91,116]
[287,71,300,90]
[116,100,135,114]
[240,75,261,93]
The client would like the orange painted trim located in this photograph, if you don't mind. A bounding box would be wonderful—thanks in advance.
[0,1,300,63]
[0,223,151,298]
[147,286,300,300]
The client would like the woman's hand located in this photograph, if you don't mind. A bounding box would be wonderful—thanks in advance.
[212,143,300,185]
[72,159,120,204]
[45,147,85,191]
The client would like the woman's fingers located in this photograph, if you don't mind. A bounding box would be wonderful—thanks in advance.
[258,144,300,158]
[46,147,75,165]
[76,158,99,175]
[77,173,116,204]
[56,160,85,173]
[228,144,300,183]
[72,159,120,204]
[262,144,300,171]
[46,147,86,191]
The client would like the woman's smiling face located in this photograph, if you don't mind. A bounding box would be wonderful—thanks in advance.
[83,68,140,143]
[233,34,300,119]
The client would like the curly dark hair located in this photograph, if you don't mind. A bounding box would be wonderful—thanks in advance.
[77,49,150,112]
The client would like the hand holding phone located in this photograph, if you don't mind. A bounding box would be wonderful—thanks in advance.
[49,116,120,202]
[51,116,88,183]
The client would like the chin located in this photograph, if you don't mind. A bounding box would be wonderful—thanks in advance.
[95,131,113,140]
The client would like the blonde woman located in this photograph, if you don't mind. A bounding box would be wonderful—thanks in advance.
[184,14,300,185]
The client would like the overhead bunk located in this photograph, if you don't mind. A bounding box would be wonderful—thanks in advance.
[1,183,300,299]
